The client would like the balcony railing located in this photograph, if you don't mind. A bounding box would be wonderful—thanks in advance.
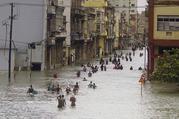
[47,6,56,14]
[55,31,67,38]
[47,37,56,46]
[54,0,64,6]
[71,32,84,41]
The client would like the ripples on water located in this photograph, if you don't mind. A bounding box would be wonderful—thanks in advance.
[0,49,179,119]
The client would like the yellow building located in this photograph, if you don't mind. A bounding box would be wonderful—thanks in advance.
[82,0,108,8]
[154,6,179,40]
[83,8,97,59]
[114,15,120,49]
[82,0,108,57]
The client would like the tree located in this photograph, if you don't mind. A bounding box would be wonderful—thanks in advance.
[150,49,179,82]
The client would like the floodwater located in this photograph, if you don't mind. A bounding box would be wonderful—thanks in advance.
[0,49,179,119]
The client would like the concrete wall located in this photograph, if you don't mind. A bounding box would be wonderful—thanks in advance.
[15,51,28,68]
[0,49,15,72]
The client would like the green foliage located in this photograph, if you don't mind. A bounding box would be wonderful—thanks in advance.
[150,48,179,82]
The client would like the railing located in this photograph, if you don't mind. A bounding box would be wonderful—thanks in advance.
[71,32,84,41]
[54,0,64,6]
[47,6,56,14]
[55,31,67,38]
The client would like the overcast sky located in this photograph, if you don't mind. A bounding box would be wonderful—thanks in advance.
[138,0,147,6]
[137,0,147,12]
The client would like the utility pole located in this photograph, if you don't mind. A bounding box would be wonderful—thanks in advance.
[30,47,32,79]
[8,3,14,83]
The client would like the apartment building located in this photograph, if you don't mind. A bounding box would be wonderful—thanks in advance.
[46,0,67,69]
[109,0,137,48]
[148,0,179,73]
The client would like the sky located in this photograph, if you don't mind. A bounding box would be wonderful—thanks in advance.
[137,0,147,12]
[138,0,147,6]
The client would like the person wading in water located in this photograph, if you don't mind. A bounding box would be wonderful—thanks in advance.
[70,95,76,107]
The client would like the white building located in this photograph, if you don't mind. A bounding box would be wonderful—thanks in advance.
[61,0,71,65]
[109,0,137,21]
[0,0,46,71]
[46,0,71,69]
[109,0,137,48]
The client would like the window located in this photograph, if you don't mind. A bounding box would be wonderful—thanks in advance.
[157,15,179,31]
[131,4,135,7]
[130,10,135,13]
[166,32,172,36]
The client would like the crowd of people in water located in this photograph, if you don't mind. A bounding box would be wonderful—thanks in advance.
[27,46,145,109]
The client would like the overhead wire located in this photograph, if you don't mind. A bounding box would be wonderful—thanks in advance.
[0,3,9,7]
[0,38,28,45]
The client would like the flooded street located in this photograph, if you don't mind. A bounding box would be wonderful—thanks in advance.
[0,49,179,119]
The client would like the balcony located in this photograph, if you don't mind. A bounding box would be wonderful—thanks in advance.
[55,31,67,38]
[72,8,85,18]
[47,6,56,14]
[96,17,105,24]
[54,0,64,6]
[71,32,84,41]
[101,30,107,36]
[47,37,56,46]
[107,34,115,39]
[50,17,65,32]
[87,9,95,15]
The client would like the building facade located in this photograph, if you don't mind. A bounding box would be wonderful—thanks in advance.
[148,0,179,73]
[82,0,113,58]
[109,0,137,49]
[0,0,117,71]
[137,11,148,44]
[105,4,115,54]
[46,0,67,69]
[70,0,100,64]
[71,0,85,63]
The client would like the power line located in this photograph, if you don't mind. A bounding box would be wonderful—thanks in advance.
[14,2,45,7]
[0,39,28,45]
[0,3,9,7]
